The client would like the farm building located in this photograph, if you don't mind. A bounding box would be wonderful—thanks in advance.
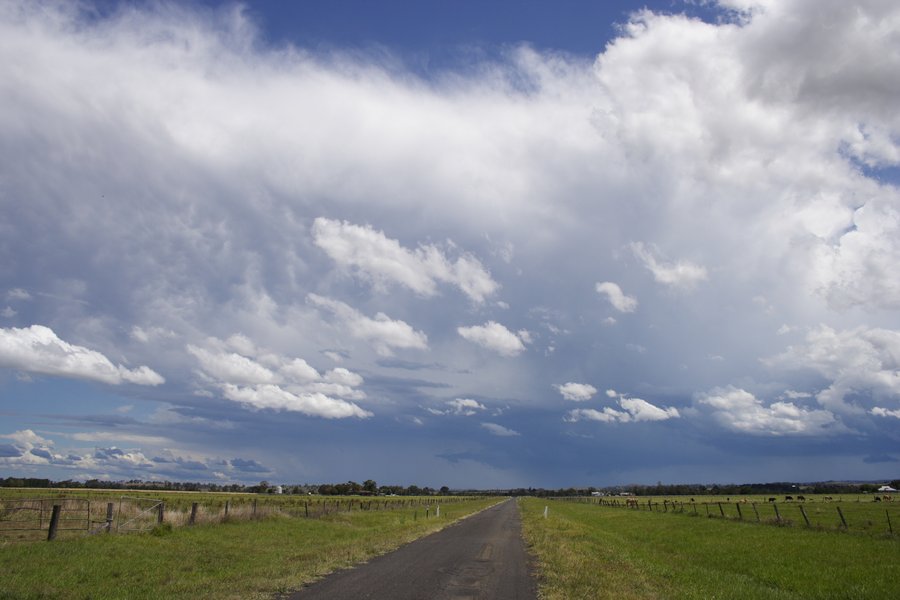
[877,485,897,493]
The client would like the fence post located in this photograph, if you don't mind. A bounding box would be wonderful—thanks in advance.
[718,503,725,518]
[837,506,847,528]
[799,505,810,527]
[253,500,257,517]
[157,502,165,524]
[225,501,230,517]
[887,510,893,535]
[105,503,115,533]
[773,503,781,523]
[436,505,440,518]
[189,502,198,525]
[47,505,61,541]
[543,506,548,519]
[736,503,743,520]
[305,501,309,518]
[692,503,697,515]
[752,503,760,522]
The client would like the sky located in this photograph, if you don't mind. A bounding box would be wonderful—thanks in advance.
[1,0,899,489]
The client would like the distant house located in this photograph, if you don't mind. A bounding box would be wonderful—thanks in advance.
[591,491,605,497]
[274,485,284,494]
[877,485,897,493]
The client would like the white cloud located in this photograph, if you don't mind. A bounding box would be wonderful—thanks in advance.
[696,386,837,436]
[324,367,364,387]
[280,358,321,382]
[595,281,638,313]
[312,218,498,303]
[187,344,277,385]
[457,321,527,357]
[556,382,598,402]
[0,325,164,386]
[187,336,369,417]
[308,294,428,356]
[221,383,371,419]
[1,306,16,318]
[430,398,487,416]
[480,422,520,437]
[764,325,900,413]
[871,407,900,419]
[631,242,708,289]
[566,392,679,424]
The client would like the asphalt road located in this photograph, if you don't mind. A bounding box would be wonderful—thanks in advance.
[287,498,537,600]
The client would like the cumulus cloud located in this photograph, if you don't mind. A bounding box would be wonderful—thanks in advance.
[221,384,371,418]
[188,336,370,418]
[630,243,708,289]
[871,407,900,419]
[595,282,637,313]
[764,325,900,413]
[556,382,598,401]
[0,325,164,386]
[307,294,428,356]
[457,321,527,357]
[429,398,487,416]
[480,422,520,437]
[566,392,679,424]
[696,386,838,436]
[187,344,277,385]
[313,218,498,303]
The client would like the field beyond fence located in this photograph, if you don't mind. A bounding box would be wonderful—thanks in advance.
[547,493,898,536]
[0,488,478,543]
[520,496,900,599]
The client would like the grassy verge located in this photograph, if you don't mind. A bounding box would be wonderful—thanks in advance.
[520,498,900,599]
[1,497,499,599]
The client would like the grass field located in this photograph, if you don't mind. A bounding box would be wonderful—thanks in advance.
[1,495,499,599]
[0,488,476,542]
[557,494,900,535]
[520,497,900,599]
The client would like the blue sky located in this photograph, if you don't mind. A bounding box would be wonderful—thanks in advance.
[1,0,899,488]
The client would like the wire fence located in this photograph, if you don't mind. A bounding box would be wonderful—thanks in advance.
[549,495,898,536]
[0,494,480,543]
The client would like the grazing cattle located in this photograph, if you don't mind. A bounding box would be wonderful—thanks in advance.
[875,496,882,502]
[884,496,894,502]
[796,495,806,502]
[626,498,639,508]
[824,496,833,502]
[785,496,793,502]
[768,497,776,503]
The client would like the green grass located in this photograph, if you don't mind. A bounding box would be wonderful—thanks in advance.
[520,497,900,599]
[1,497,499,599]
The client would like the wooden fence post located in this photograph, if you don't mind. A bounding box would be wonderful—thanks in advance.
[157,502,165,524]
[773,503,781,523]
[799,505,810,527]
[305,501,309,518]
[837,506,847,528]
[736,503,743,520]
[189,502,198,525]
[253,500,257,517]
[752,503,760,522]
[105,502,115,533]
[47,504,61,541]
[887,510,893,535]
[224,501,230,517]
[718,503,725,518]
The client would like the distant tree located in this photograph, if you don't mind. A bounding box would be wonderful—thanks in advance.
[363,479,377,493]
[439,486,450,495]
